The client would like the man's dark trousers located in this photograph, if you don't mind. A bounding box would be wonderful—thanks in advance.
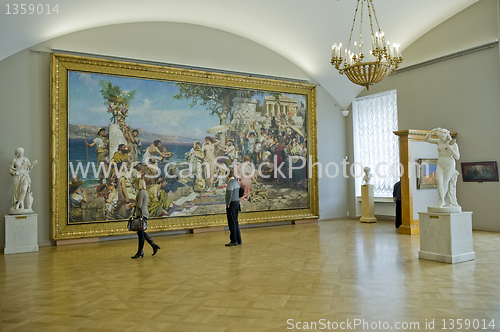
[226,201,241,244]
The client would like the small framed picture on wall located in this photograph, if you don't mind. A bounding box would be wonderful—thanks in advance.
[417,158,438,189]
[461,161,499,182]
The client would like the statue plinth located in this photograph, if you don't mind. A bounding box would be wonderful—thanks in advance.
[360,184,377,223]
[4,214,39,254]
[428,206,462,214]
[419,211,474,264]
[9,208,34,215]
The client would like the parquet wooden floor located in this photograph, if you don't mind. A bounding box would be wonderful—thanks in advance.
[1,219,500,331]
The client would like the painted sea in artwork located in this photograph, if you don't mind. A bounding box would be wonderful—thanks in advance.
[67,71,310,223]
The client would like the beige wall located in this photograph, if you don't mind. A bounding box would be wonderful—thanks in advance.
[0,22,348,247]
[350,0,500,231]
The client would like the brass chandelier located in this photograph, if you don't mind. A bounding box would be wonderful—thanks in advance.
[331,0,402,89]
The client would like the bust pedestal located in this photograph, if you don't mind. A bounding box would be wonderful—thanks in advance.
[4,214,39,254]
[418,211,475,264]
[360,184,377,223]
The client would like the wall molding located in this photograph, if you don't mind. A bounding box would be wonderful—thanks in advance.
[394,39,499,74]
[30,47,310,84]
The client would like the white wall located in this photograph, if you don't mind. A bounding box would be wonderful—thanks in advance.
[0,22,348,247]
[353,0,500,231]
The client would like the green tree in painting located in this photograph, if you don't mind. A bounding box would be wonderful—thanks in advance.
[173,84,238,125]
[173,83,283,125]
[99,80,137,126]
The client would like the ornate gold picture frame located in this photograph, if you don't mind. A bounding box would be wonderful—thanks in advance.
[50,53,318,241]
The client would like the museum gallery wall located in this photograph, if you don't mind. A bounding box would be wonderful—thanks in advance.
[50,54,319,241]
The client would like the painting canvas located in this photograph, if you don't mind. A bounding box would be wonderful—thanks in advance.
[417,158,438,189]
[461,161,499,182]
[50,54,318,240]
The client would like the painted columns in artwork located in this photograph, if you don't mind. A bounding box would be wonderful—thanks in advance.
[108,124,128,160]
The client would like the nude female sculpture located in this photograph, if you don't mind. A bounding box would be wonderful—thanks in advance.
[9,147,37,214]
[424,128,460,209]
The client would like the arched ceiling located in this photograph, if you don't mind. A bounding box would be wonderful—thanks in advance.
[0,0,478,108]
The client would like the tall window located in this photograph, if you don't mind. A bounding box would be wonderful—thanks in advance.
[353,90,399,197]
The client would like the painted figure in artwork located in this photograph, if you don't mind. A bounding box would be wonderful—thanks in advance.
[123,127,142,162]
[188,141,204,180]
[9,147,37,214]
[69,178,87,222]
[424,128,460,208]
[86,127,109,164]
[202,136,219,190]
[143,140,171,163]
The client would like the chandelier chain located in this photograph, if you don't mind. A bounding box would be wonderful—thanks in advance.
[359,1,363,46]
[368,0,382,33]
[366,0,376,36]
[347,0,361,51]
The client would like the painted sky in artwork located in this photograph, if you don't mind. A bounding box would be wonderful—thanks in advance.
[68,71,307,140]
[68,71,215,139]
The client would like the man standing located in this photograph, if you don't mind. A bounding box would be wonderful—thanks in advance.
[225,169,241,246]
[86,128,109,164]
[393,180,402,228]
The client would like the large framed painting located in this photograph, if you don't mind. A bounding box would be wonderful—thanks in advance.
[50,54,318,241]
[461,161,499,182]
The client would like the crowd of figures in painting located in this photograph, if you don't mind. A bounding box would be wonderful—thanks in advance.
[68,73,310,223]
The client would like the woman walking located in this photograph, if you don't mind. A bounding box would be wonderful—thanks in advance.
[132,178,161,258]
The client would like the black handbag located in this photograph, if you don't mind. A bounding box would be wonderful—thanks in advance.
[127,208,148,231]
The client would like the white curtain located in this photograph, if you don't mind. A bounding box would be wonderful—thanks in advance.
[353,90,399,196]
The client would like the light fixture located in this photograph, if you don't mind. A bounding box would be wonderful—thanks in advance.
[330,0,402,89]
[341,109,349,117]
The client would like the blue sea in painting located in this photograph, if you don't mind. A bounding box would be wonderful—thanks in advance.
[69,138,192,182]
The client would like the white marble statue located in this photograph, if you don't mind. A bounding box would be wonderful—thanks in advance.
[424,128,460,210]
[362,167,373,185]
[9,147,37,214]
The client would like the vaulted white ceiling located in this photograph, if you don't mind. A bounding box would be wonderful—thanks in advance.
[0,0,478,108]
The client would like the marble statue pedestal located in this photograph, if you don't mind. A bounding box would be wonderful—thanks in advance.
[418,211,475,264]
[4,214,39,254]
[360,184,377,223]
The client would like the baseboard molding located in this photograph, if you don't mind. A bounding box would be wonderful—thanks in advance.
[293,219,318,224]
[191,227,224,233]
[471,227,500,233]
[56,238,99,246]
[375,215,396,221]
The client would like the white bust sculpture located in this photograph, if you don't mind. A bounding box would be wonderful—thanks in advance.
[362,167,373,185]
[9,147,37,214]
[424,128,461,211]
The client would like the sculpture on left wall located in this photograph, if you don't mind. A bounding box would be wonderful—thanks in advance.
[9,147,37,214]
